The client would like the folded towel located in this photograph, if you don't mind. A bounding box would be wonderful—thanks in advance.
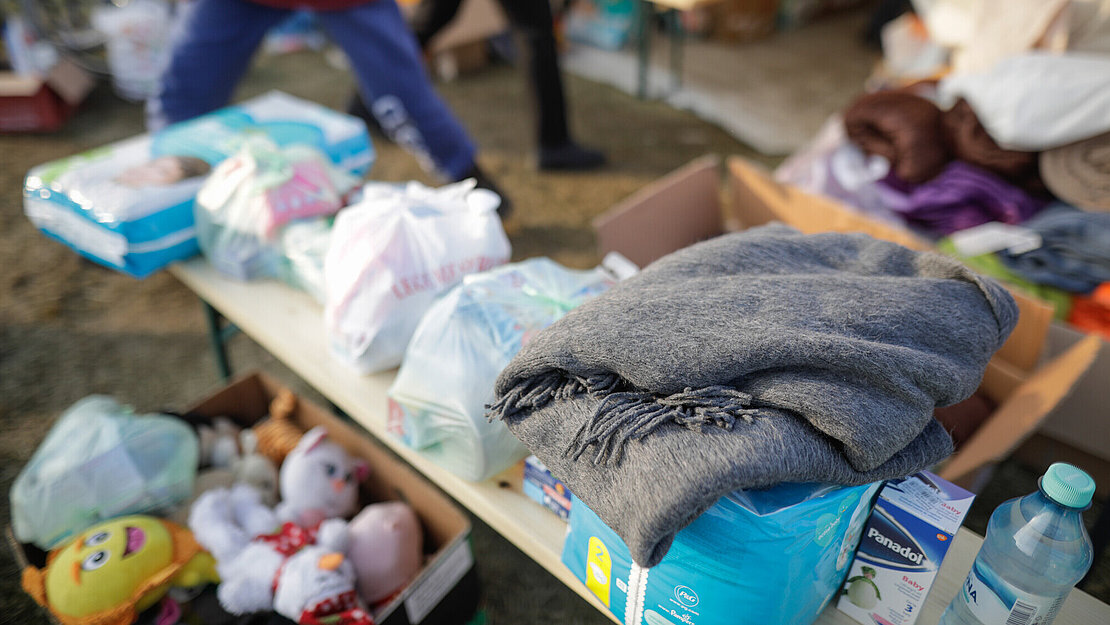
[877,161,1047,235]
[490,225,1017,567]
[999,204,1110,293]
[844,91,949,184]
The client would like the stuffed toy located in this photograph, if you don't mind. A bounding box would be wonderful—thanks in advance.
[254,389,304,465]
[275,426,368,527]
[188,483,279,564]
[233,429,279,507]
[170,429,279,527]
[196,417,242,470]
[21,515,219,625]
[347,502,423,605]
[216,519,373,624]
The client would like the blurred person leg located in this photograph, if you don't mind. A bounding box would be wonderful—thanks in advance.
[493,0,605,171]
[152,0,289,127]
[317,0,510,213]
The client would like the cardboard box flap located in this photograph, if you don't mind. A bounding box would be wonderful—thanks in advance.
[0,73,45,97]
[594,154,723,268]
[726,156,933,252]
[995,291,1054,372]
[45,58,95,106]
[938,333,1102,488]
[422,0,508,53]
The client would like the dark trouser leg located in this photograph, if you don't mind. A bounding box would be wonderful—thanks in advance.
[495,0,570,148]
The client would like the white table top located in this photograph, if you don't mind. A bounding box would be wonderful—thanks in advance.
[168,258,1110,625]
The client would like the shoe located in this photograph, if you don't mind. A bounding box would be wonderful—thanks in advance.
[345,92,385,137]
[460,164,513,221]
[538,141,607,171]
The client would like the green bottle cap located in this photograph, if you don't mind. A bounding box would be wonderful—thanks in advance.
[1041,463,1096,509]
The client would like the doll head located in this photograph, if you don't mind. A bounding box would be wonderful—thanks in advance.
[277,427,368,525]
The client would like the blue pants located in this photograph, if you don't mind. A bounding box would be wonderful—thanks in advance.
[155,0,477,180]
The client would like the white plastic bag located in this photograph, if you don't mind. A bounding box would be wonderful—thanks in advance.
[195,137,358,280]
[91,0,174,101]
[324,179,510,373]
[10,396,199,550]
[278,216,334,303]
[938,52,1110,151]
[388,258,615,481]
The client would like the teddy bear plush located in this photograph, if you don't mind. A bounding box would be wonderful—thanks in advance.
[274,426,368,527]
[216,518,373,624]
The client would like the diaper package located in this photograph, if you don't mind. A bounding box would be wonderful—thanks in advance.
[563,481,882,625]
[24,91,372,278]
[387,258,614,480]
[194,138,358,281]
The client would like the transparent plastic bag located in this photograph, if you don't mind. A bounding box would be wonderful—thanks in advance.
[388,258,615,481]
[194,137,358,281]
[278,216,334,304]
[324,179,511,374]
[10,396,199,550]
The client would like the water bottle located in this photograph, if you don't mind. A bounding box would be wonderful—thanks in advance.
[938,463,1095,625]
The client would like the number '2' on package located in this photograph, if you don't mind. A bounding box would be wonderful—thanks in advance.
[563,481,881,625]
[23,91,372,278]
[836,471,975,625]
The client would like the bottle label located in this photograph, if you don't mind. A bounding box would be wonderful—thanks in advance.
[960,561,1066,625]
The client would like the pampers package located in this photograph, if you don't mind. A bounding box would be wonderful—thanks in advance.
[563,481,882,625]
[837,471,975,625]
[23,91,372,278]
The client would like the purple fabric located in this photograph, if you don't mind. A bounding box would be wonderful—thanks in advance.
[876,161,1047,235]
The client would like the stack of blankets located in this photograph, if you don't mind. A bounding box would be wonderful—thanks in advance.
[488,225,1017,567]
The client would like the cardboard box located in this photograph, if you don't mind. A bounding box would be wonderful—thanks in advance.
[593,155,1101,494]
[0,58,95,132]
[8,372,478,625]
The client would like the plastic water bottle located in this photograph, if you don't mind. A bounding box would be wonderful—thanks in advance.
[938,463,1095,625]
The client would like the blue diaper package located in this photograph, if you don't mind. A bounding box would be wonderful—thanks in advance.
[563,481,882,625]
[23,91,372,278]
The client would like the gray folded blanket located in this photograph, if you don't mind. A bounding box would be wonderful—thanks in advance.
[489,224,1017,567]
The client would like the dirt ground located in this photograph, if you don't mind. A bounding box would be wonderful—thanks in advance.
[1,40,1106,625]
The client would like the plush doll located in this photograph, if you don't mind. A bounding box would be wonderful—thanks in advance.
[188,483,279,564]
[216,519,373,624]
[170,430,279,527]
[233,429,279,507]
[21,515,219,625]
[196,417,242,469]
[275,426,368,527]
[347,502,423,605]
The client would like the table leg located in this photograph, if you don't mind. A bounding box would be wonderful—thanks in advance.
[201,300,234,382]
[667,8,685,92]
[637,0,652,99]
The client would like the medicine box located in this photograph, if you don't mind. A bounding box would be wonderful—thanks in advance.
[521,455,572,520]
[837,471,975,625]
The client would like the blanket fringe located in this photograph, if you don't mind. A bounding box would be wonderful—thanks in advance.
[487,375,757,466]
[566,385,758,465]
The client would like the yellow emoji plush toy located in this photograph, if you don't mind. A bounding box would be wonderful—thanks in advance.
[22,515,219,625]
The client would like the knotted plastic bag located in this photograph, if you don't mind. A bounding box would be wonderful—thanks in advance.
[11,396,199,550]
[195,137,358,281]
[388,258,615,480]
[324,179,510,374]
